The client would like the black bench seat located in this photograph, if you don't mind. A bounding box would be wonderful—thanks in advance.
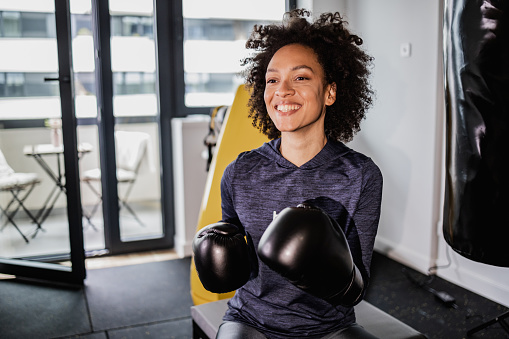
[191,298,427,339]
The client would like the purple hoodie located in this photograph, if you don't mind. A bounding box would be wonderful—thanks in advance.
[221,138,383,338]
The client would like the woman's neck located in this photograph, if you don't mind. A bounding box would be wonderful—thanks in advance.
[279,132,327,167]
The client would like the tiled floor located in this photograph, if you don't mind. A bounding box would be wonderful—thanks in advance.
[0,252,194,339]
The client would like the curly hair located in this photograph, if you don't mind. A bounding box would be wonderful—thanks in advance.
[242,9,374,142]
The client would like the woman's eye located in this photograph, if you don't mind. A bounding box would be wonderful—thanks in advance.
[296,76,308,81]
[266,79,277,84]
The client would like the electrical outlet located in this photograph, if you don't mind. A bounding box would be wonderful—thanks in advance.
[400,43,411,57]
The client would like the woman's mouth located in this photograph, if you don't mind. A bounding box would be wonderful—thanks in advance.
[276,104,301,113]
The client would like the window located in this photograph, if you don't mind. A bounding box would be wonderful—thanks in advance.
[109,1,157,117]
[0,11,55,38]
[0,0,288,121]
[113,72,155,95]
[5,73,24,96]
[71,13,93,36]
[0,72,4,94]
[2,11,21,37]
[111,15,153,38]
[0,72,59,97]
[182,0,286,108]
[21,12,55,37]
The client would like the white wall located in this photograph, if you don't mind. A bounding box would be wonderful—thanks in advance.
[171,116,210,258]
[312,0,509,307]
[344,0,443,274]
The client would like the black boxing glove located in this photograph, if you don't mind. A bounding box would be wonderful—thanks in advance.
[192,222,257,293]
[258,203,364,307]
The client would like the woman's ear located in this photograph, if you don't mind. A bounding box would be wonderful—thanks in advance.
[326,83,337,106]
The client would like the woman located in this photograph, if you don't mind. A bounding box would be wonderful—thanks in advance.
[195,9,383,338]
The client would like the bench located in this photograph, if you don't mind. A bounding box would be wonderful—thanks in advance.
[191,298,427,339]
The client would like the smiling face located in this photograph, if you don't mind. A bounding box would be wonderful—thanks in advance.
[264,43,336,138]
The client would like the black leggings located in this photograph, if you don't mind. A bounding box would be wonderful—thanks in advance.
[216,321,379,339]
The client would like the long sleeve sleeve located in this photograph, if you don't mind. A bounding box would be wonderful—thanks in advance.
[220,160,241,226]
[350,158,383,286]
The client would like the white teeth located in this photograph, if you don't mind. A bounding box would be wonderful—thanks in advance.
[276,105,300,112]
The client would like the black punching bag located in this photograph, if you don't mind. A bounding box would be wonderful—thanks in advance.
[443,0,509,267]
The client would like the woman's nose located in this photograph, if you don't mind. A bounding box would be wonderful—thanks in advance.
[276,80,294,97]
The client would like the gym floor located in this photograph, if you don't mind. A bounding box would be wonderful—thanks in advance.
[1,249,508,339]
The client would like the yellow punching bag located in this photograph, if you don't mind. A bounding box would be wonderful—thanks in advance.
[190,85,269,305]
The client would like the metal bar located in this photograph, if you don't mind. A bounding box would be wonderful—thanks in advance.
[54,0,86,283]
[91,0,120,251]
[0,203,30,243]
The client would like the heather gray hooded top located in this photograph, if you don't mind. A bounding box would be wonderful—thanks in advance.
[221,138,383,339]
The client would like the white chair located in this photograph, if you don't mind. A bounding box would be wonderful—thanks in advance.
[0,149,42,243]
[81,131,151,227]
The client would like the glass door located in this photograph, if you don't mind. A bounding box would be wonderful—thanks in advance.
[0,0,85,284]
[89,0,171,255]
[109,0,163,244]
